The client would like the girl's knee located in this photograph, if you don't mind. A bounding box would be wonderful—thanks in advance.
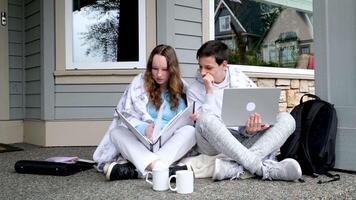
[177,125,195,137]
[109,126,126,142]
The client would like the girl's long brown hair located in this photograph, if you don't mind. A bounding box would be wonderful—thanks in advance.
[144,44,184,110]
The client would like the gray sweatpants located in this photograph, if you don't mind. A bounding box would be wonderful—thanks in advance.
[195,111,296,175]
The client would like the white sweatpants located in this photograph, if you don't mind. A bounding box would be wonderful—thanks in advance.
[194,112,296,176]
[109,125,196,175]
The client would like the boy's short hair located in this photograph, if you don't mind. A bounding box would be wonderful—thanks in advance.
[196,40,229,65]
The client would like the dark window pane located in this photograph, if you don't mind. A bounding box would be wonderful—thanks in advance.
[72,0,139,63]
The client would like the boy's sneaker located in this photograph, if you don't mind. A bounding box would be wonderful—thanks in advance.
[262,158,302,181]
[212,158,244,181]
[105,162,138,181]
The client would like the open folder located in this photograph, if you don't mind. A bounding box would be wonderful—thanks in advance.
[115,103,193,152]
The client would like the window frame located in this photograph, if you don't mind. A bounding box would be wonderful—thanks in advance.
[219,15,231,32]
[64,0,146,70]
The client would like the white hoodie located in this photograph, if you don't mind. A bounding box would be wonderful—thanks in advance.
[187,66,256,127]
[93,72,189,167]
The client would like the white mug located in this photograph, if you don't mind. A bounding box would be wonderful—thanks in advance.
[145,167,169,191]
[168,170,194,194]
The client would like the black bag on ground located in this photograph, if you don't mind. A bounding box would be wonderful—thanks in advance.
[15,160,94,176]
[278,94,338,179]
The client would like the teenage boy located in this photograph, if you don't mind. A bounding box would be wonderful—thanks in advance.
[187,40,302,181]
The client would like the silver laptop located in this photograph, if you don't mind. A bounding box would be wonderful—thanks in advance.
[221,88,281,127]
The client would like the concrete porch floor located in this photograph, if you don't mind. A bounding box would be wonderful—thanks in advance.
[0,143,355,200]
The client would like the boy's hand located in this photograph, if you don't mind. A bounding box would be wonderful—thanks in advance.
[202,73,214,94]
[245,113,270,135]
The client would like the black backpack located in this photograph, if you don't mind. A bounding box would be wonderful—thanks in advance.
[278,94,339,182]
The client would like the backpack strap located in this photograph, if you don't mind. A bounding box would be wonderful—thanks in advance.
[287,104,304,156]
[304,101,325,132]
[298,173,340,184]
[317,172,340,184]
[321,104,337,162]
[302,101,325,174]
[279,103,305,159]
[300,93,321,104]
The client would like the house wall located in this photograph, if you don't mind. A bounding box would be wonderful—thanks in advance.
[8,0,24,119]
[54,0,203,120]
[157,0,202,81]
[3,0,39,143]
[19,0,205,146]
[174,0,202,79]
[24,0,41,119]
[5,0,316,146]
[54,84,124,120]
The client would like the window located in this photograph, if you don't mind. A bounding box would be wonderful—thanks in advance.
[269,48,277,63]
[65,0,146,69]
[300,45,310,54]
[219,15,231,32]
[280,46,295,65]
[214,0,313,69]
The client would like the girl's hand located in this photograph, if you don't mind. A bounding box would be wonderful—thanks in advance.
[189,113,199,124]
[145,123,155,141]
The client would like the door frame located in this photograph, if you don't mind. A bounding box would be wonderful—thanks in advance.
[0,0,9,120]
[314,0,356,171]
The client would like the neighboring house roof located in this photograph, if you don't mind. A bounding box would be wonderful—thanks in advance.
[215,0,278,38]
[262,8,313,45]
[215,0,246,33]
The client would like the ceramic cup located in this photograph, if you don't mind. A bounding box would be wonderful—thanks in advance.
[168,170,194,194]
[145,167,169,191]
